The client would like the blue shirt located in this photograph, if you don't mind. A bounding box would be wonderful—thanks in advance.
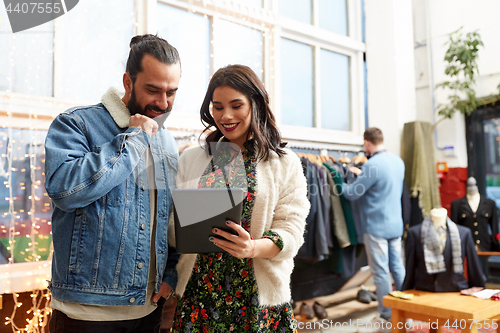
[342,152,405,239]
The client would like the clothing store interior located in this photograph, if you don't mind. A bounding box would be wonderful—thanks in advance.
[2,0,500,332]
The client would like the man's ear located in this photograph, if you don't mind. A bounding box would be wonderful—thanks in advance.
[123,73,133,94]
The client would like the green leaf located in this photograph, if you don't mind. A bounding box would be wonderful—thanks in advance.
[436,28,485,120]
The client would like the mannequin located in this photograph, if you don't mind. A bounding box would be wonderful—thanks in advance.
[466,177,480,213]
[450,177,499,252]
[430,208,448,254]
[402,207,486,292]
[430,208,447,228]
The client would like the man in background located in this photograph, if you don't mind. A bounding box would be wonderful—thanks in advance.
[342,127,406,322]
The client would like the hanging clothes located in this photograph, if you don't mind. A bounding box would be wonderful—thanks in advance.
[325,163,358,246]
[321,164,350,248]
[296,158,330,262]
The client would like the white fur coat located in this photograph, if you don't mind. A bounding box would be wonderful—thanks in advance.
[170,145,310,306]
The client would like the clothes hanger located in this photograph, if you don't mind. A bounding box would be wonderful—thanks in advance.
[353,155,367,165]
[338,156,351,164]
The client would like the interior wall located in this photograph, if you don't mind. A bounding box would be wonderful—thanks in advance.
[412,0,500,167]
[364,0,417,156]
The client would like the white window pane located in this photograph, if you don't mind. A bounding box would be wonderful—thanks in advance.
[280,38,313,127]
[319,0,348,35]
[0,6,53,97]
[56,0,135,102]
[214,20,263,81]
[278,0,312,25]
[157,5,210,115]
[320,49,350,131]
[246,0,262,8]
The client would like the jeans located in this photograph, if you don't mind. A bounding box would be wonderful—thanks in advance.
[49,298,166,333]
[363,233,406,321]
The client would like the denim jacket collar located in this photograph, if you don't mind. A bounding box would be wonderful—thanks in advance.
[101,87,131,128]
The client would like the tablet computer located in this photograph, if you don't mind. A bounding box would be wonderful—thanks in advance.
[173,188,245,254]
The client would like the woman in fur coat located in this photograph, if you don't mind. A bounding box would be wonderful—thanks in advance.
[171,65,310,333]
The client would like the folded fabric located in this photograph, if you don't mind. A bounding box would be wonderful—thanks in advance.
[491,292,500,301]
[389,291,414,300]
[472,289,500,299]
[460,287,484,295]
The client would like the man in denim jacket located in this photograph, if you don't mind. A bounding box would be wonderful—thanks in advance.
[45,34,181,332]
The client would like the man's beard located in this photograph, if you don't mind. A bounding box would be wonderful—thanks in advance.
[128,87,172,128]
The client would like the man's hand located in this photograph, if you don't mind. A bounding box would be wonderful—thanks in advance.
[152,282,173,303]
[349,166,362,176]
[129,114,159,137]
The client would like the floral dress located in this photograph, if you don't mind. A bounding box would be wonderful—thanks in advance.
[173,141,297,333]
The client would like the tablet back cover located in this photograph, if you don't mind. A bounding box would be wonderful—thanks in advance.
[173,188,245,253]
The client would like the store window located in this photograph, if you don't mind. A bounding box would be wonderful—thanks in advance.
[157,4,210,115]
[278,0,312,25]
[0,6,53,97]
[55,0,135,102]
[320,49,350,131]
[214,19,264,81]
[277,0,358,133]
[0,129,51,264]
[280,38,313,127]
[483,118,500,206]
[319,0,348,36]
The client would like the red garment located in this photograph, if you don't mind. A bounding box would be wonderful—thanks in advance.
[491,292,500,301]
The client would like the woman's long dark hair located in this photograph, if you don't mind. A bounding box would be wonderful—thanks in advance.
[200,65,286,161]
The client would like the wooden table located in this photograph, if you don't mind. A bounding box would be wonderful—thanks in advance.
[383,289,500,333]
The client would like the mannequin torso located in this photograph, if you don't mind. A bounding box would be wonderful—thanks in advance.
[430,208,447,228]
[430,208,447,253]
[466,188,480,213]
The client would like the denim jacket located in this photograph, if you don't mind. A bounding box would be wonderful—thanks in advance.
[44,88,178,306]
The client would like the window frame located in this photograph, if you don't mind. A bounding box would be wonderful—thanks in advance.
[275,0,365,145]
[155,0,271,132]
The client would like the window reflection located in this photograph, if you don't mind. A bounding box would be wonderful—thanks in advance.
[56,0,134,102]
[484,118,500,208]
[157,4,210,114]
[319,0,348,35]
[278,0,312,25]
[214,20,264,81]
[321,49,350,131]
[0,129,52,264]
[280,38,313,127]
[0,6,53,97]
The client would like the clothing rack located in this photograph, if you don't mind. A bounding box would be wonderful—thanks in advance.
[296,152,336,163]
[173,133,197,141]
[295,151,367,165]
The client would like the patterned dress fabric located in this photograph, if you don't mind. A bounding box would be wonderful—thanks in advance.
[173,141,297,333]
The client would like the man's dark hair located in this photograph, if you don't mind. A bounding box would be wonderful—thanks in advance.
[126,34,180,84]
[200,64,286,162]
[364,127,384,145]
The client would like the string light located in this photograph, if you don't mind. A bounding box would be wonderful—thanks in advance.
[1,1,271,331]
[2,22,53,332]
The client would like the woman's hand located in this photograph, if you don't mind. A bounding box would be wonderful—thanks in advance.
[210,220,255,258]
